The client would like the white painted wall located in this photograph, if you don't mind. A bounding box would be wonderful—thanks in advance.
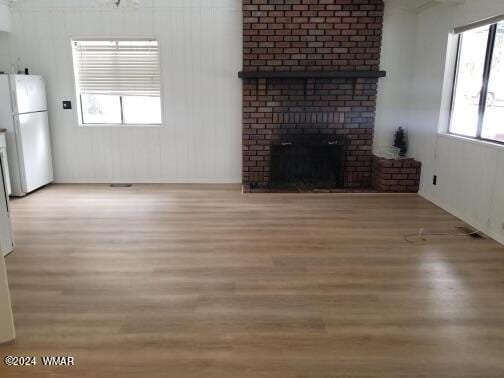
[0,1,12,32]
[0,0,12,71]
[375,4,417,148]
[0,31,11,72]
[2,0,242,183]
[390,0,504,244]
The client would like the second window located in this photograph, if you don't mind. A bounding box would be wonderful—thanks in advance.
[450,21,504,143]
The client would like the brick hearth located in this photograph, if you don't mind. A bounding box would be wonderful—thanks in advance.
[241,0,385,191]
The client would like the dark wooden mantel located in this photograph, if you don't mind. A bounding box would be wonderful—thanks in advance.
[238,70,387,79]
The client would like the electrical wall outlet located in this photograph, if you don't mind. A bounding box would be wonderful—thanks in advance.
[433,175,437,186]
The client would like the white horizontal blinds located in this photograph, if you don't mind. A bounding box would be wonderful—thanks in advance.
[73,40,160,96]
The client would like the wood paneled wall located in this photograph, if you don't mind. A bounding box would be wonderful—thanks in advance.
[2,0,242,183]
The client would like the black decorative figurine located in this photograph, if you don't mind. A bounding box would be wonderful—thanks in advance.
[394,127,408,157]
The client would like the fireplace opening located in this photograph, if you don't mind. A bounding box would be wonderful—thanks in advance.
[271,135,347,190]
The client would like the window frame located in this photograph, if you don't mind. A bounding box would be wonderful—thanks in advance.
[449,23,503,145]
[70,37,164,128]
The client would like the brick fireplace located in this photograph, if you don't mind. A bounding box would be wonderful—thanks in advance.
[240,0,385,191]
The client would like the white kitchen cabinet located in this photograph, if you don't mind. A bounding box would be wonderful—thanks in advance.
[0,253,15,343]
[0,131,10,196]
[0,148,13,257]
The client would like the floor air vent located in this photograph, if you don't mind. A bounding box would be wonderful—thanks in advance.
[110,184,132,188]
[456,226,484,239]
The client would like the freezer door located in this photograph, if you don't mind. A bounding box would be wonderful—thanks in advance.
[11,75,48,114]
[15,112,54,193]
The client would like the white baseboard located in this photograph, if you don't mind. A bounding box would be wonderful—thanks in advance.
[53,178,242,184]
[419,190,504,246]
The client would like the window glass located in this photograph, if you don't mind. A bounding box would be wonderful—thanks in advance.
[482,22,504,143]
[122,96,162,125]
[81,94,121,124]
[450,25,490,137]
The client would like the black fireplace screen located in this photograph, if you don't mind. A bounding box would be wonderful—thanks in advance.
[270,136,346,189]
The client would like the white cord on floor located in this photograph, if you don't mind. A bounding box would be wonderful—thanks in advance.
[403,228,481,243]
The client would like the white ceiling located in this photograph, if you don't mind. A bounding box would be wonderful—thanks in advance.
[385,0,432,10]
[385,0,463,12]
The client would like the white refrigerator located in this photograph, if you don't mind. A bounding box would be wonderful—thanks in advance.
[0,75,54,196]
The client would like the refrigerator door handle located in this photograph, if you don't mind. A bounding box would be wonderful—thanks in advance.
[13,117,24,173]
[11,92,17,115]
[8,76,18,115]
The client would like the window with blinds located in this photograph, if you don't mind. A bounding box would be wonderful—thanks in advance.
[71,40,162,126]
